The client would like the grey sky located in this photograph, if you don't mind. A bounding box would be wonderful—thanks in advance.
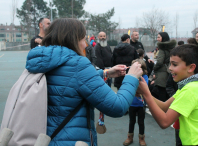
[1,0,198,37]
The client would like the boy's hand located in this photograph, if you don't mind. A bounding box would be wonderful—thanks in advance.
[127,62,143,78]
[137,77,151,98]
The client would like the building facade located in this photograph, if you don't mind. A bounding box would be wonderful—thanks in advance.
[0,24,30,42]
[191,28,198,38]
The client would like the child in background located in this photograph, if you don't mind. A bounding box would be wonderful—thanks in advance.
[138,44,198,145]
[123,59,148,146]
[137,48,153,77]
[90,35,96,47]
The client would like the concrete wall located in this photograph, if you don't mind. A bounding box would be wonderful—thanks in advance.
[0,42,6,51]
[0,42,30,51]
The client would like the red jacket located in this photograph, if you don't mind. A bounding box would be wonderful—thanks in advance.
[173,119,180,129]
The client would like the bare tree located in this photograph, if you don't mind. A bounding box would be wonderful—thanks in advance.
[174,12,179,40]
[193,10,198,29]
[10,0,18,42]
[140,7,170,46]
[135,17,139,29]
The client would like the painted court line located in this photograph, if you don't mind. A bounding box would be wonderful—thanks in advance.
[0,60,25,63]
[0,54,4,58]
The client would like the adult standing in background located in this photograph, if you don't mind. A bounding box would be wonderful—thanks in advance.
[187,38,198,45]
[112,34,138,90]
[95,31,113,87]
[153,32,176,102]
[195,32,198,44]
[84,41,97,66]
[177,41,184,46]
[130,31,153,63]
[30,18,51,49]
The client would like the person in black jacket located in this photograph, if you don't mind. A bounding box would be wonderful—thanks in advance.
[85,41,97,66]
[30,18,51,49]
[95,31,113,87]
[130,31,153,64]
[112,34,138,90]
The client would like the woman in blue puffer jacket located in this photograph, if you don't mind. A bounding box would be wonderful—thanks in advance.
[26,18,143,146]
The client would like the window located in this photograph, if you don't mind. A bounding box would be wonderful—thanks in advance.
[7,39,9,42]
[0,39,5,41]
[0,34,5,37]
[7,28,9,30]
[12,28,15,30]
[7,34,9,37]
[0,28,5,31]
[24,39,27,41]
[16,38,21,42]
[17,28,21,31]
[23,33,27,36]
[16,33,21,37]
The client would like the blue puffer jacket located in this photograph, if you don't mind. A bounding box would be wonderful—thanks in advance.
[26,45,139,146]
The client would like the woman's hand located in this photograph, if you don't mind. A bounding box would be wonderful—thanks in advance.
[127,62,143,78]
[107,65,127,78]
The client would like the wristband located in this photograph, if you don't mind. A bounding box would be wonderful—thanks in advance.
[103,69,109,81]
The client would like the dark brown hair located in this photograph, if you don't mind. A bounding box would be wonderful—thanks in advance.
[132,59,148,75]
[170,44,198,73]
[42,18,86,56]
[136,48,144,58]
[187,38,197,45]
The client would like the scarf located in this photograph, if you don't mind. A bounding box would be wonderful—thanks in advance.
[177,74,198,90]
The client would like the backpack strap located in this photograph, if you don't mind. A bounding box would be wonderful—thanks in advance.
[86,102,94,146]
[50,100,85,139]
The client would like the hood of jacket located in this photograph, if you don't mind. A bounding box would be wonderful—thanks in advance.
[114,42,132,56]
[26,45,77,73]
[157,39,176,51]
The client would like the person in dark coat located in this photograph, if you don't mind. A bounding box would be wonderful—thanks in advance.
[112,34,138,89]
[152,32,176,102]
[187,38,198,45]
[84,41,97,66]
[130,31,153,64]
[30,18,51,49]
[94,31,113,86]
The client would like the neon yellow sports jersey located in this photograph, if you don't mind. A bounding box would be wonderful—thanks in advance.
[170,81,198,145]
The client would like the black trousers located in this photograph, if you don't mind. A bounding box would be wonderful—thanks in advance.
[128,106,145,135]
[106,78,112,87]
[175,129,182,146]
[151,85,169,102]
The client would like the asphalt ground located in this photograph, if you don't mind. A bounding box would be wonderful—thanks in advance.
[0,51,175,146]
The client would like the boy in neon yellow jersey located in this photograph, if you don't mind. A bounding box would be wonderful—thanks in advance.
[137,44,198,145]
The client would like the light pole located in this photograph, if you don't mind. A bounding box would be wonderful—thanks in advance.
[72,0,73,18]
[161,25,165,32]
[50,0,53,21]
